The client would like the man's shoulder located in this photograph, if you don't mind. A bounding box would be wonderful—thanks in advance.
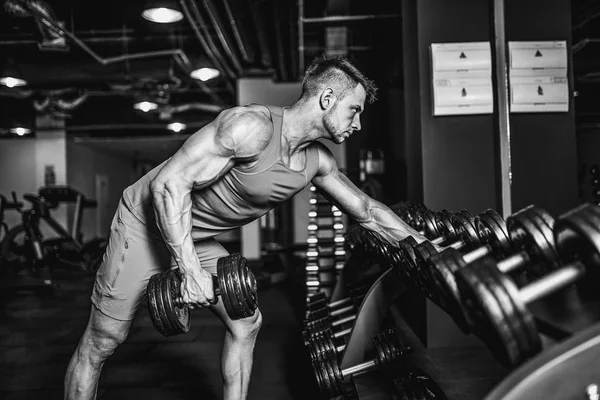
[215,105,274,157]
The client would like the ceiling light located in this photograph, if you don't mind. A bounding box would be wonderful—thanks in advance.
[10,127,31,136]
[167,122,186,133]
[0,76,27,88]
[0,58,27,87]
[142,7,183,23]
[134,101,158,112]
[190,67,220,82]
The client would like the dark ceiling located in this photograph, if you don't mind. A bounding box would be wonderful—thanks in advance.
[1,0,598,143]
[0,0,402,141]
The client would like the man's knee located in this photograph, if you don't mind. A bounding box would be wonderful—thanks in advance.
[229,309,262,340]
[80,312,131,365]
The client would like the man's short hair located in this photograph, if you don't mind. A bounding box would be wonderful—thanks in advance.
[300,54,378,104]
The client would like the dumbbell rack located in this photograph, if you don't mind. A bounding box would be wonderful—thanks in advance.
[381,202,600,398]
[305,185,346,299]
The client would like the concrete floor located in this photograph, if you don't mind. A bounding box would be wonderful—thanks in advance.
[0,269,319,400]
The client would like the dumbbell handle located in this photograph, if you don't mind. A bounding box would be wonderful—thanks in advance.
[342,358,378,377]
[333,327,352,339]
[463,246,492,263]
[497,251,530,274]
[328,297,353,309]
[519,261,585,304]
[328,304,354,318]
[174,275,221,308]
[332,314,357,328]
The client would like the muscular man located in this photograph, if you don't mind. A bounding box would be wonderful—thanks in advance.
[64,54,430,400]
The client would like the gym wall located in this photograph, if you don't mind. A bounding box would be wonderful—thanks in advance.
[401,0,578,348]
[66,140,137,240]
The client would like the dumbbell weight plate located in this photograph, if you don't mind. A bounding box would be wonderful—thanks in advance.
[435,212,457,244]
[147,272,172,336]
[476,209,513,258]
[217,254,258,320]
[507,206,560,279]
[426,249,473,332]
[554,203,600,298]
[412,241,439,299]
[417,210,439,238]
[148,269,191,337]
[451,210,482,252]
[456,257,541,367]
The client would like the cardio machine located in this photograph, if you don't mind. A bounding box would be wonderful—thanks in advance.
[0,186,108,287]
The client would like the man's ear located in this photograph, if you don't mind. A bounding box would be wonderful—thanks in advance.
[319,88,335,110]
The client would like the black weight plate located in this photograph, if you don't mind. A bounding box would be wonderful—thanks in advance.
[507,206,559,277]
[228,254,251,319]
[451,210,481,251]
[418,210,440,238]
[165,269,191,335]
[427,249,473,333]
[155,271,177,337]
[237,255,258,316]
[456,257,540,367]
[475,209,513,258]
[147,273,169,337]
[413,241,438,297]
[217,255,238,319]
[435,212,457,243]
[493,263,542,368]
[554,203,600,297]
[398,237,418,278]
[316,348,340,398]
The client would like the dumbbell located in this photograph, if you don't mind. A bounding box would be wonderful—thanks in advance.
[455,202,600,367]
[427,205,558,334]
[312,328,410,398]
[306,331,350,363]
[302,313,357,345]
[146,253,258,337]
[305,299,361,323]
[303,324,354,349]
[398,209,509,298]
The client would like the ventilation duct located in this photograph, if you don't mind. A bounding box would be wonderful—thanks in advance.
[3,0,69,51]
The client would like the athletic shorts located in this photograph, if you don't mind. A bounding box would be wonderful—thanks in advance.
[91,198,229,321]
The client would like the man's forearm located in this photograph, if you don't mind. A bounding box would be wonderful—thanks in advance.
[358,200,429,245]
[150,184,200,273]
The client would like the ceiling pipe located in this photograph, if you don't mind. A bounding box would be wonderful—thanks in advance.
[249,0,273,68]
[201,0,243,76]
[8,0,226,106]
[179,0,236,93]
[271,0,289,81]
[222,0,255,65]
[4,0,68,51]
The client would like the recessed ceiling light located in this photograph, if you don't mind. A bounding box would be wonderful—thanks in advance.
[10,127,31,136]
[134,101,159,112]
[167,122,186,132]
[0,76,27,88]
[142,7,183,23]
[190,67,220,82]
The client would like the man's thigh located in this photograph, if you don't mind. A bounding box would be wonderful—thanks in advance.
[194,239,230,275]
[92,199,170,321]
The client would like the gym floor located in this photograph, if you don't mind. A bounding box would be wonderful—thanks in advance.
[0,268,319,400]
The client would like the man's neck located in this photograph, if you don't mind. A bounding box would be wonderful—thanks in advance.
[281,104,322,156]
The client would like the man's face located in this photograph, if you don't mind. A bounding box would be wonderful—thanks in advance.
[324,84,366,144]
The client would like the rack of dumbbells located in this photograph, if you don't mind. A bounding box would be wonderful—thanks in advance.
[305,185,347,300]
[302,200,600,399]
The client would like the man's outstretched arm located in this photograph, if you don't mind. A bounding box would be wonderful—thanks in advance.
[149,107,271,307]
[311,144,431,246]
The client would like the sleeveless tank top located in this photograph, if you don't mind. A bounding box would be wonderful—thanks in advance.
[122,105,321,241]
